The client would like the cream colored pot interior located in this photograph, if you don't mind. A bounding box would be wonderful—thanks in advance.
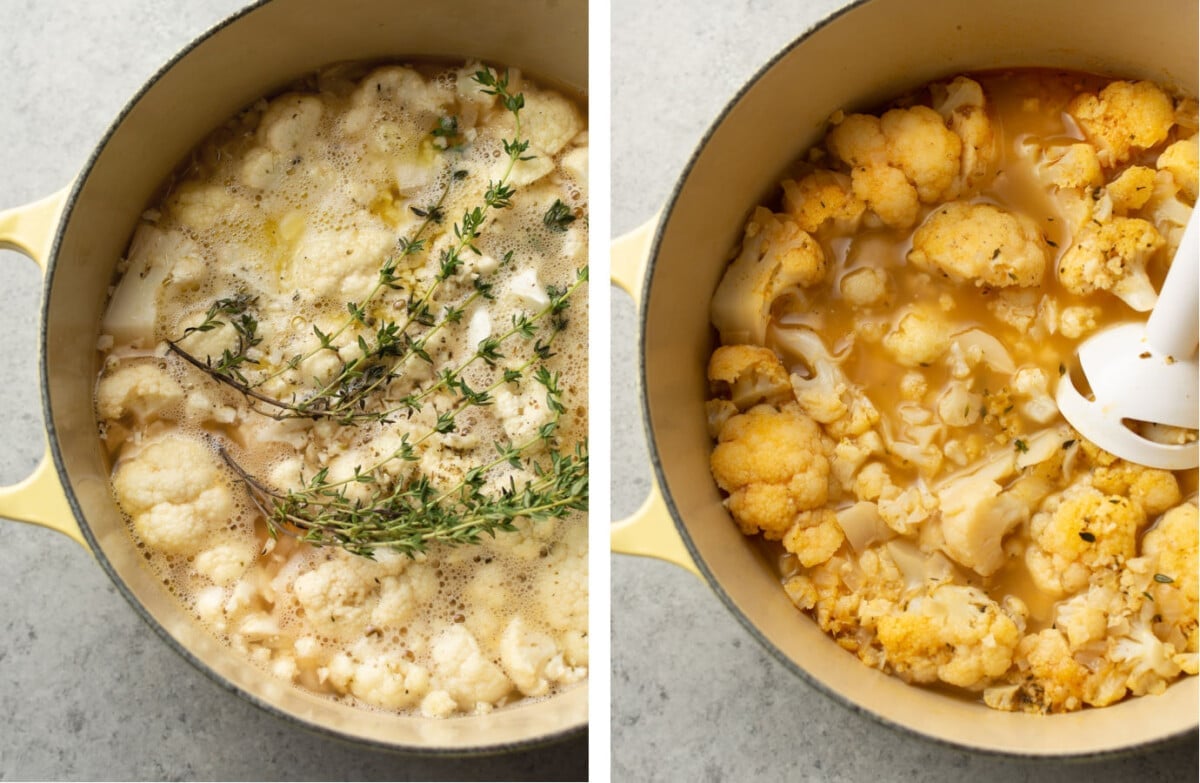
[46,0,586,751]
[642,0,1198,757]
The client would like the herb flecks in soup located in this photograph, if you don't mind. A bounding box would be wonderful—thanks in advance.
[96,62,588,718]
[706,71,1196,713]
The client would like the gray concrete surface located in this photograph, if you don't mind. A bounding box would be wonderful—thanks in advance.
[610,1,1199,780]
[0,1,584,780]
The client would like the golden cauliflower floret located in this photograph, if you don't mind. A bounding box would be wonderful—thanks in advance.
[1091,461,1181,516]
[96,361,184,421]
[908,202,1048,288]
[1106,165,1157,213]
[782,509,845,568]
[931,76,997,194]
[112,436,234,556]
[1026,485,1147,597]
[1057,216,1164,310]
[1142,503,1199,651]
[710,207,829,345]
[1041,143,1104,189]
[1068,80,1176,166]
[839,267,890,308]
[1157,135,1198,201]
[1009,628,1096,712]
[710,404,830,539]
[827,106,962,228]
[781,170,866,233]
[876,584,1020,689]
[707,345,793,412]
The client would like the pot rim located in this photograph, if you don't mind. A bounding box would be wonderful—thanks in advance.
[635,0,1196,760]
[36,0,585,755]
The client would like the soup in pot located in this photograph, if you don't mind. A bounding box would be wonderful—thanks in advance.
[706,70,1196,712]
[95,60,588,718]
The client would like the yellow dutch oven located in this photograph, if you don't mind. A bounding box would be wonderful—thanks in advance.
[0,0,586,753]
[612,0,1199,757]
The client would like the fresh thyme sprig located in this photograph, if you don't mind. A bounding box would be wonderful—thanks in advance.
[162,66,588,559]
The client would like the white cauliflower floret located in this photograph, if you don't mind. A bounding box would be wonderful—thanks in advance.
[1068,80,1176,166]
[430,625,513,709]
[935,453,1027,577]
[1110,623,1184,697]
[499,617,561,697]
[707,345,792,412]
[931,76,997,194]
[1057,216,1165,311]
[1026,485,1147,597]
[292,556,379,636]
[518,87,585,158]
[112,436,235,556]
[781,170,865,233]
[536,547,587,634]
[326,644,431,711]
[96,362,183,421]
[876,584,1021,689]
[882,307,950,367]
[773,327,880,438]
[194,541,257,586]
[709,404,830,539]
[827,105,962,228]
[908,202,1049,288]
[493,383,552,451]
[257,94,324,154]
[1010,367,1058,424]
[370,564,438,628]
[103,225,200,346]
[711,207,828,344]
[288,217,395,303]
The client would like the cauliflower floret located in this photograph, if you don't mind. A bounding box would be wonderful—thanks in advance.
[371,564,438,628]
[1106,165,1157,213]
[882,307,950,367]
[839,266,890,308]
[498,617,561,697]
[288,217,396,303]
[875,584,1020,689]
[773,327,880,438]
[1057,216,1164,311]
[781,170,865,233]
[112,436,235,556]
[326,646,431,711]
[908,202,1049,288]
[782,509,846,568]
[711,207,829,344]
[430,625,514,709]
[1026,485,1147,597]
[827,106,962,225]
[194,541,257,586]
[1091,461,1182,517]
[709,404,830,539]
[1010,367,1058,424]
[258,94,324,154]
[96,362,184,421]
[493,382,553,451]
[292,557,379,636]
[1039,143,1104,189]
[1157,135,1198,201]
[1068,80,1176,166]
[707,345,793,412]
[1009,628,1098,712]
[1142,503,1199,652]
[931,76,997,194]
[853,462,937,536]
[1110,622,1185,697]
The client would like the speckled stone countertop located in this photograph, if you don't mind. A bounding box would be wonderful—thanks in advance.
[610,0,1198,780]
[0,1,585,779]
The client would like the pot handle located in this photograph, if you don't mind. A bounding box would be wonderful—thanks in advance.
[0,189,88,549]
[610,213,701,577]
